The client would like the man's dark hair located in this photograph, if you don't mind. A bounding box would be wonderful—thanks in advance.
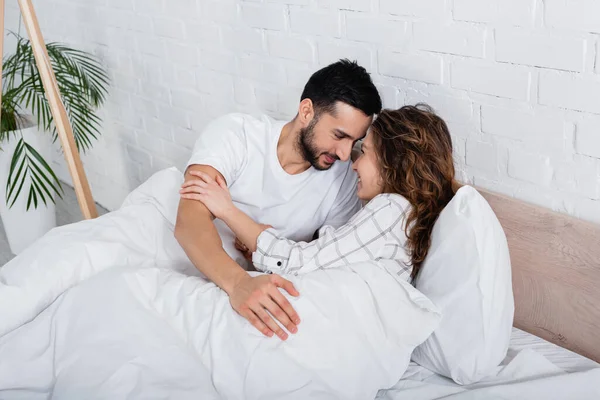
[300,59,382,117]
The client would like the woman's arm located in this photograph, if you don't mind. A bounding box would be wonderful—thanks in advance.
[253,195,409,275]
[179,170,269,252]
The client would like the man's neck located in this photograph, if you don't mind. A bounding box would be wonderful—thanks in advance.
[277,120,311,175]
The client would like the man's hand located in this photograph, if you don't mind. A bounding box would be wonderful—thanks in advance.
[229,274,301,340]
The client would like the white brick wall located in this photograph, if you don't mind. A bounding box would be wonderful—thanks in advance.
[8,0,598,224]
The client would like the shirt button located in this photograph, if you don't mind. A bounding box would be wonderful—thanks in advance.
[277,261,282,267]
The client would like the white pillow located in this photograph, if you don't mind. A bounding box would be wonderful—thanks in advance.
[411,185,514,385]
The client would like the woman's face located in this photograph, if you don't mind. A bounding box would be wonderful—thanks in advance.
[352,132,385,201]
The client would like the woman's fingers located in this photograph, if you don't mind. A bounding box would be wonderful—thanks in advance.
[216,175,227,189]
[180,193,204,201]
[180,179,208,189]
[189,170,215,184]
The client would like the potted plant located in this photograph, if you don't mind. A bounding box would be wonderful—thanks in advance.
[0,33,109,255]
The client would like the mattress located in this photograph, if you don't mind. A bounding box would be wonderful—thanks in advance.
[507,328,599,373]
[377,327,600,400]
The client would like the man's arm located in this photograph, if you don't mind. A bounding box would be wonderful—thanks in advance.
[174,164,301,340]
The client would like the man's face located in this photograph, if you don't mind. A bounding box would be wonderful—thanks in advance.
[298,102,373,171]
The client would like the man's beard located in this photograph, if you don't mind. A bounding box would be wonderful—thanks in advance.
[297,118,338,171]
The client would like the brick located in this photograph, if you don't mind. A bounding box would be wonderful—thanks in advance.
[481,105,565,142]
[278,90,302,116]
[325,0,371,11]
[380,0,445,18]
[185,23,220,48]
[451,60,531,101]
[405,92,473,123]
[136,131,164,154]
[554,156,600,200]
[539,71,600,114]
[454,0,535,27]
[136,35,166,57]
[196,69,234,97]
[126,144,152,165]
[237,54,287,84]
[290,8,341,37]
[144,117,174,140]
[496,28,586,72]
[172,127,199,148]
[379,52,443,84]
[241,3,286,31]
[152,17,185,40]
[166,43,199,66]
[234,79,256,105]
[200,51,237,74]
[200,1,239,25]
[158,105,191,129]
[162,139,192,163]
[267,34,314,62]
[255,87,279,112]
[377,85,399,109]
[576,115,600,159]
[175,67,197,87]
[317,41,372,70]
[163,0,199,19]
[414,22,486,58]
[508,148,553,185]
[131,96,158,118]
[346,15,408,47]
[285,63,315,88]
[170,89,203,111]
[466,140,498,175]
[546,0,600,34]
[222,27,264,54]
[134,0,163,15]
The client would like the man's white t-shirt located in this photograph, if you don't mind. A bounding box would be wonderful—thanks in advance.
[185,113,361,267]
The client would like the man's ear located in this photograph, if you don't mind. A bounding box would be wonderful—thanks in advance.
[297,98,315,126]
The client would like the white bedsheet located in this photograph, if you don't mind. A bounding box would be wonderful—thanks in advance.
[376,330,600,400]
[1,167,598,400]
[0,167,440,400]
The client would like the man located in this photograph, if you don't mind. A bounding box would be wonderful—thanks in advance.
[175,59,382,341]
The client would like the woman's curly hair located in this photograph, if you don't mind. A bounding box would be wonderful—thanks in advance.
[370,104,455,280]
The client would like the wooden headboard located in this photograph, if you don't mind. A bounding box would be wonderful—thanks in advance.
[477,187,600,363]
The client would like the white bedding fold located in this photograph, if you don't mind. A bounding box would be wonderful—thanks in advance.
[0,168,441,399]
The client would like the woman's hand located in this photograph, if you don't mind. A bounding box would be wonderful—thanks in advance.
[180,171,234,220]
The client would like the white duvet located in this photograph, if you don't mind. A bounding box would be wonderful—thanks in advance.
[0,168,442,400]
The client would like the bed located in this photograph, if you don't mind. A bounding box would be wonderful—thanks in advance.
[0,169,599,399]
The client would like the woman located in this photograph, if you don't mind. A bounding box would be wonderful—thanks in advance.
[180,104,455,283]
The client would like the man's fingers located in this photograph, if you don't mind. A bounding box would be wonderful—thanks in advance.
[243,310,273,338]
[269,288,300,326]
[265,294,298,334]
[252,304,288,340]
